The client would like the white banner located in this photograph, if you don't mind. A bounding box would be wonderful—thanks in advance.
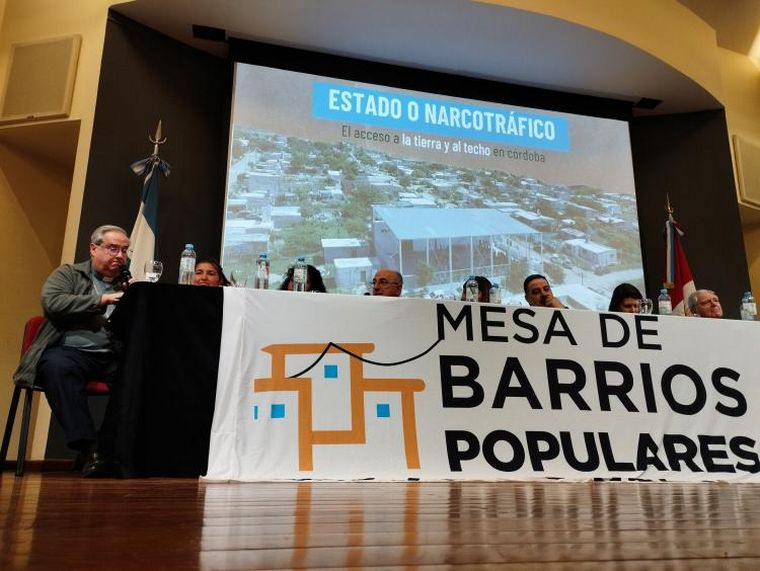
[205,289,760,482]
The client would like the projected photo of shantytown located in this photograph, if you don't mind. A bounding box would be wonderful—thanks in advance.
[222,63,644,309]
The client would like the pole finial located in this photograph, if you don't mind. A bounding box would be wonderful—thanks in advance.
[149,120,167,156]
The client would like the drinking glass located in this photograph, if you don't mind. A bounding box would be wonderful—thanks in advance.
[637,298,653,314]
[144,260,163,283]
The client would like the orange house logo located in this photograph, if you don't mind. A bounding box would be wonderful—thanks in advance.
[254,342,426,471]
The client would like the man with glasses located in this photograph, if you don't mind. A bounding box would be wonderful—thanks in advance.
[688,289,724,318]
[14,225,131,477]
[371,268,403,297]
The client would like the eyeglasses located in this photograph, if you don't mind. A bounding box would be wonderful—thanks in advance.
[98,244,130,256]
[371,279,400,287]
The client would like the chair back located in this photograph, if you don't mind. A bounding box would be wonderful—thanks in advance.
[21,316,46,355]
[3,315,111,477]
[86,381,110,395]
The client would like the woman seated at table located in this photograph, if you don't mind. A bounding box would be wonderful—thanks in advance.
[460,276,492,303]
[608,283,643,313]
[279,264,327,292]
[193,257,231,287]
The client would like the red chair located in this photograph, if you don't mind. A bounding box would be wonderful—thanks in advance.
[0,316,110,476]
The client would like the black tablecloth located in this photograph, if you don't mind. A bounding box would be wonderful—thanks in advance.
[104,282,223,477]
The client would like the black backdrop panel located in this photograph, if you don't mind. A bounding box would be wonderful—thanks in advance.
[630,109,748,316]
[77,11,232,279]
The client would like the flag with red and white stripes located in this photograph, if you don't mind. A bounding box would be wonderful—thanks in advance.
[664,212,696,316]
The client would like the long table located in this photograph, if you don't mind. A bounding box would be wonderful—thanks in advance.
[105,283,222,477]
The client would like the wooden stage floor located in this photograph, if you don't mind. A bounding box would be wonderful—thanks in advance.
[3,471,760,570]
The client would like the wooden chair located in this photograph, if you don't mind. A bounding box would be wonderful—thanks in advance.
[0,316,110,476]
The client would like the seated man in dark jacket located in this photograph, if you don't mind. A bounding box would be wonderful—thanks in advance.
[14,224,130,476]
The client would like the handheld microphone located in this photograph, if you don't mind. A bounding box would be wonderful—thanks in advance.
[117,265,132,291]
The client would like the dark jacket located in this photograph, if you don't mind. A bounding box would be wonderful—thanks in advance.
[13,260,110,388]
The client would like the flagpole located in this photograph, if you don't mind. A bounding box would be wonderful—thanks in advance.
[663,198,696,316]
[664,194,674,289]
[128,121,171,280]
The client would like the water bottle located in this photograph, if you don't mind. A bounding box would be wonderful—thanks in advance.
[741,291,757,321]
[293,257,307,292]
[465,275,479,302]
[657,288,672,315]
[489,283,501,304]
[178,243,196,285]
[254,253,270,290]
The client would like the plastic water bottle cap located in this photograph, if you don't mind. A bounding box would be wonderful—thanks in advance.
[185,243,194,250]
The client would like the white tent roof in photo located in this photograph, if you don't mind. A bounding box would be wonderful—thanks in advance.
[374,207,539,240]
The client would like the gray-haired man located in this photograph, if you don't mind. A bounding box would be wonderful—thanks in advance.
[14,224,131,476]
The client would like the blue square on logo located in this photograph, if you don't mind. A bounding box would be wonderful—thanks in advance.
[271,403,285,419]
[324,364,338,379]
[377,403,390,418]
[252,405,259,421]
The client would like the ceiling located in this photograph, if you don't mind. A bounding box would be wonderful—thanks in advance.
[111,0,741,117]
[679,0,760,57]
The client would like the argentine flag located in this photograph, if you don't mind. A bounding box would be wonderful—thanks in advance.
[128,152,170,280]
